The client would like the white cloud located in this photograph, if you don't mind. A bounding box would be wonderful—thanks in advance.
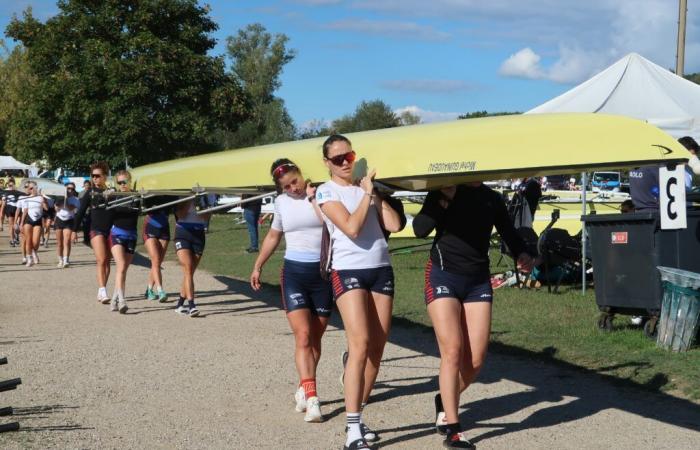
[498,48,543,79]
[324,19,450,41]
[394,105,460,123]
[380,79,476,94]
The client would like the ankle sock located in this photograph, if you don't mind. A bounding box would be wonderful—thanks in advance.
[346,412,362,445]
[301,378,317,399]
[187,299,195,308]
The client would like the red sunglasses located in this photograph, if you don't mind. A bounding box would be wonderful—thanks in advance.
[326,151,356,166]
[272,163,297,179]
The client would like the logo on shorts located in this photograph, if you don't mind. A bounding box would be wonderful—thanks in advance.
[435,286,450,294]
[343,277,361,289]
[316,307,331,314]
[480,293,492,298]
[288,293,305,306]
[175,241,182,250]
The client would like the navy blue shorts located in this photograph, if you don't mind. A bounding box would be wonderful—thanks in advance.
[330,266,395,301]
[109,232,137,254]
[174,225,205,256]
[25,216,42,227]
[424,259,493,305]
[54,218,74,230]
[280,259,333,317]
[143,216,170,242]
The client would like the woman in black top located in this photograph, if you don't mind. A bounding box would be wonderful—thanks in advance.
[108,170,140,314]
[74,161,113,303]
[413,183,535,449]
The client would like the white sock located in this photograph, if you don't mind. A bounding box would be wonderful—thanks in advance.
[156,285,163,293]
[346,412,362,445]
[63,256,68,263]
[99,287,107,297]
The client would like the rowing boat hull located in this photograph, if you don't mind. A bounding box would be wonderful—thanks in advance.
[131,113,688,191]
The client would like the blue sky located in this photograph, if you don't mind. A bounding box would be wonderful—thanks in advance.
[2,1,700,129]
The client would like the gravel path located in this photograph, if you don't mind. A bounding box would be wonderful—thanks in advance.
[0,237,699,449]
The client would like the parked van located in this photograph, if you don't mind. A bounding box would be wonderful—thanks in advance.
[591,171,621,192]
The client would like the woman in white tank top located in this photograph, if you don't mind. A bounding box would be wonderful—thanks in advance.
[316,135,402,449]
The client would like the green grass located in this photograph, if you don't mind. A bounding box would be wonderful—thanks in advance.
[169,216,700,402]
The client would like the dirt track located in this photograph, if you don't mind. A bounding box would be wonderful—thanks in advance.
[1,239,699,449]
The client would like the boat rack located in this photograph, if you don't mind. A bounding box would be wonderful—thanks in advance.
[0,356,20,433]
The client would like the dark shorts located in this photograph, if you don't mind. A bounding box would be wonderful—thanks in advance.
[89,229,110,240]
[43,207,56,220]
[3,206,16,217]
[330,266,395,301]
[109,232,137,254]
[424,259,493,305]
[25,216,42,227]
[174,225,205,256]
[143,220,170,242]
[280,259,333,317]
[54,218,74,230]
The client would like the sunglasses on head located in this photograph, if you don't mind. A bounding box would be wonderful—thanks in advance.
[116,180,129,186]
[272,163,297,179]
[326,151,356,166]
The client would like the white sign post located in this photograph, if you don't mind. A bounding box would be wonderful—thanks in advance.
[659,165,687,230]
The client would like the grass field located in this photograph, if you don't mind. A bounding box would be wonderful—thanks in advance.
[160,215,700,402]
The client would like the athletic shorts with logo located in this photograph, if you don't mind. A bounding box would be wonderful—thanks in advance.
[54,218,74,230]
[174,225,205,256]
[143,216,170,242]
[109,231,137,255]
[330,266,395,301]
[280,259,333,317]
[424,259,493,305]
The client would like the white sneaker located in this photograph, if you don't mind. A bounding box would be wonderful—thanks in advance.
[110,297,119,312]
[294,387,306,413]
[304,396,323,423]
[57,261,64,268]
[21,256,27,264]
[32,252,39,264]
[63,260,70,268]
[25,259,33,267]
[175,305,189,315]
[118,299,128,314]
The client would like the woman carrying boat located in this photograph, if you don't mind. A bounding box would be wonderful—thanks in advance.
[20,181,47,267]
[54,182,80,268]
[249,158,332,423]
[73,161,113,303]
[2,178,20,247]
[108,170,140,314]
[316,135,401,450]
[173,195,213,317]
[413,183,536,449]
[142,196,172,303]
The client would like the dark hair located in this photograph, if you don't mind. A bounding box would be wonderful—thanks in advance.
[90,161,109,175]
[678,136,700,152]
[270,158,301,191]
[322,134,352,158]
[620,199,635,213]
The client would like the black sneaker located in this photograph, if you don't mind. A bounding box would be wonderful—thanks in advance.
[245,247,259,253]
[435,393,447,435]
[443,431,476,449]
[343,438,371,450]
[188,306,200,317]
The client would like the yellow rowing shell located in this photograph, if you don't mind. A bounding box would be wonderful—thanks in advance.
[131,113,688,191]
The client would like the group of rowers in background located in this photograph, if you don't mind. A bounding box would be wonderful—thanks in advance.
[1,134,538,450]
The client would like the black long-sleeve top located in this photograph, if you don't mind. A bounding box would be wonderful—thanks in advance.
[110,201,140,231]
[73,188,112,232]
[413,184,527,277]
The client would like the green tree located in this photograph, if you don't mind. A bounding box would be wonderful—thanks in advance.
[685,73,700,85]
[0,40,35,155]
[458,110,520,119]
[331,99,401,133]
[5,1,250,169]
[221,23,296,148]
[398,110,421,126]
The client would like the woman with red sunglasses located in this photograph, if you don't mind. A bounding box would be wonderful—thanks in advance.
[250,158,332,424]
[74,161,114,303]
[316,135,402,450]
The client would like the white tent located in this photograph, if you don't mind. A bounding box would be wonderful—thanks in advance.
[527,53,700,140]
[0,155,31,171]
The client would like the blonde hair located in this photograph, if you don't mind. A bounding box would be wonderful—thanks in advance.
[115,170,131,181]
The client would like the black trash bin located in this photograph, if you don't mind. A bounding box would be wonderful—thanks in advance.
[581,210,700,335]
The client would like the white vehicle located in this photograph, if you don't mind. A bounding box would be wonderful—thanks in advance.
[39,168,90,191]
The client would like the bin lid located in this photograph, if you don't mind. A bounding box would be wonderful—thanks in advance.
[657,266,700,289]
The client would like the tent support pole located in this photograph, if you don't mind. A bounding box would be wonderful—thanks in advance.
[676,0,688,76]
[581,172,587,295]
